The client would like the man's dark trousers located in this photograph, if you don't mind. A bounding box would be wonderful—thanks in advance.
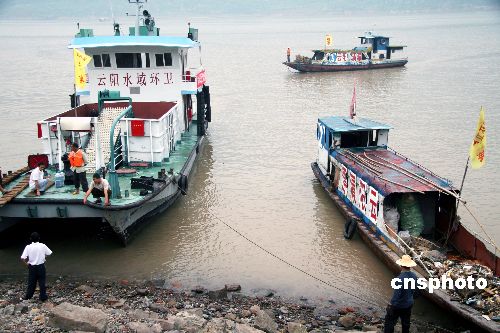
[384,305,412,333]
[25,264,47,301]
[74,171,89,192]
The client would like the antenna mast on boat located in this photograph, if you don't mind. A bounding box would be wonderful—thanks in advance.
[127,0,147,36]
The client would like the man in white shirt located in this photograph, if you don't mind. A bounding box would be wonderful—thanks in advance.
[83,172,111,206]
[29,162,49,196]
[20,232,52,301]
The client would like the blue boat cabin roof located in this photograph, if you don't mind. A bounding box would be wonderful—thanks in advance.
[68,35,198,49]
[318,116,392,133]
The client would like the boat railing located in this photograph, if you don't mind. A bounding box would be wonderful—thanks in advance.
[112,129,124,170]
[108,105,133,199]
[182,68,201,83]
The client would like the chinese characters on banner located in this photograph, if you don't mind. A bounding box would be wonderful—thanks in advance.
[337,163,380,224]
[340,164,349,195]
[469,107,486,169]
[326,52,362,63]
[196,69,206,89]
[95,71,175,87]
[325,34,333,47]
[73,49,92,91]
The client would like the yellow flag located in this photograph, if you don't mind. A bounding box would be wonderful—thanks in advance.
[74,49,92,89]
[325,34,333,47]
[469,107,486,169]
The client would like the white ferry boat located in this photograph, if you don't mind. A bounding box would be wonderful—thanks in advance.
[0,1,212,244]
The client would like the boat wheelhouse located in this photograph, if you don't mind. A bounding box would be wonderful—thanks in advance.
[0,2,211,244]
[284,31,407,73]
[312,116,499,332]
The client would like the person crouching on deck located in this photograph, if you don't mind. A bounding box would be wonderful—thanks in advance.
[83,173,111,206]
[29,162,49,196]
[21,232,52,301]
[384,255,419,333]
[69,142,89,195]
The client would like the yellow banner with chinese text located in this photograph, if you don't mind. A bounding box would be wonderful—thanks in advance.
[73,49,92,89]
[469,107,486,169]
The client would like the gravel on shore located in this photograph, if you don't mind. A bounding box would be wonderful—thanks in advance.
[0,277,453,333]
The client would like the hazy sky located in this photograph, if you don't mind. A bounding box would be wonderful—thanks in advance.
[0,0,499,20]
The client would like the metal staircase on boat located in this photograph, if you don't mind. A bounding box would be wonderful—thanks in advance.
[85,107,126,172]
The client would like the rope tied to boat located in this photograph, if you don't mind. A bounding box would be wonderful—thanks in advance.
[208,211,458,333]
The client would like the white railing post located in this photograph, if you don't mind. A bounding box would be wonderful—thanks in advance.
[57,118,64,171]
[46,123,53,166]
[149,120,154,164]
[95,118,102,171]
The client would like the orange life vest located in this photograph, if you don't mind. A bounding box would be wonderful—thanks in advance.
[287,48,291,56]
[69,150,84,167]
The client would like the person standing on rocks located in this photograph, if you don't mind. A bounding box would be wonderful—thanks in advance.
[20,232,52,301]
[384,255,418,333]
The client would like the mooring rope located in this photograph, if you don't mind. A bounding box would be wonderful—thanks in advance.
[461,202,499,251]
[208,212,457,333]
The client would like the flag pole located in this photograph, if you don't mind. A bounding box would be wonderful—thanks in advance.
[456,156,469,211]
[73,84,78,117]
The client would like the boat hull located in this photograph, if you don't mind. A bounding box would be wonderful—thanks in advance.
[0,136,205,245]
[311,161,499,333]
[284,59,408,72]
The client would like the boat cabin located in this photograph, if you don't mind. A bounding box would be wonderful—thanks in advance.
[34,7,211,201]
[316,116,458,250]
[354,31,406,60]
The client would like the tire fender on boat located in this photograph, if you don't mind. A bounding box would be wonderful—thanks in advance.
[178,174,188,195]
[344,218,357,239]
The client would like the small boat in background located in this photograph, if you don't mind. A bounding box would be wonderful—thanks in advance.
[311,94,499,331]
[284,31,407,73]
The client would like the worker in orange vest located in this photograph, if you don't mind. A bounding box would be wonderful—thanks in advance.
[287,47,291,63]
[69,143,88,195]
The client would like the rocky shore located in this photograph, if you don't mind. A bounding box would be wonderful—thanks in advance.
[0,277,450,333]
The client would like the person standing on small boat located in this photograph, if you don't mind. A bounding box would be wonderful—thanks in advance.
[83,173,111,206]
[20,232,52,301]
[384,255,419,333]
[69,142,88,195]
[287,47,291,62]
[0,167,10,194]
[29,162,49,196]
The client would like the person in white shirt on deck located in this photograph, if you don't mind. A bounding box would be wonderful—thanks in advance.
[29,162,49,196]
[83,172,111,206]
[20,232,52,301]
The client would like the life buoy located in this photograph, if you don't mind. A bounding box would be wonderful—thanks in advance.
[178,174,188,195]
[344,218,357,239]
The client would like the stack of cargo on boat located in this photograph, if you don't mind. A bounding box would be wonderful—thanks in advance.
[284,31,407,73]
[312,111,499,331]
[0,1,211,244]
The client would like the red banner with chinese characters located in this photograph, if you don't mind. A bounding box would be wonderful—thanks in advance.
[196,70,206,89]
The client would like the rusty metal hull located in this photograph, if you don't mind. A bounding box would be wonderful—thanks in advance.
[284,60,408,72]
[311,161,499,333]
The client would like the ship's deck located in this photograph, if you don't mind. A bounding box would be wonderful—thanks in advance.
[0,125,199,207]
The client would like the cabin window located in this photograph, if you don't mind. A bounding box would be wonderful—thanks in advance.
[155,53,173,67]
[102,54,111,67]
[164,53,172,66]
[93,54,111,68]
[116,53,142,68]
[145,53,150,68]
[340,131,369,148]
[328,132,333,148]
[93,55,102,67]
